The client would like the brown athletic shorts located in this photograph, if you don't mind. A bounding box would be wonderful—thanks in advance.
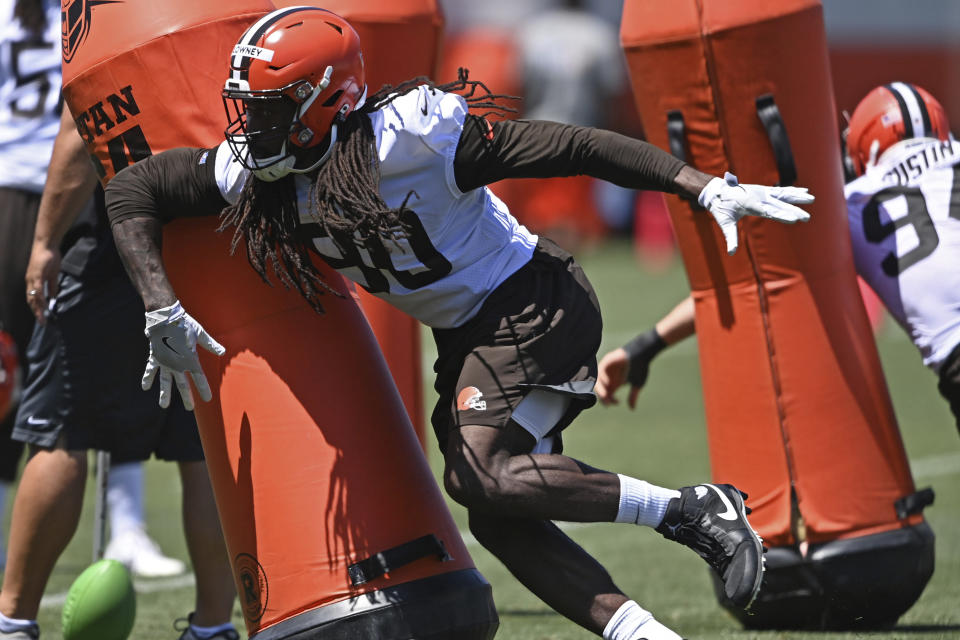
[430,238,601,454]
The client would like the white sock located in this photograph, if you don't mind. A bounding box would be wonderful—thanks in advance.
[189,622,235,639]
[602,601,681,640]
[107,462,145,538]
[0,611,36,633]
[614,475,680,528]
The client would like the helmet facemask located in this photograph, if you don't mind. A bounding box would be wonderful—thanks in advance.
[222,7,367,182]
[223,70,338,182]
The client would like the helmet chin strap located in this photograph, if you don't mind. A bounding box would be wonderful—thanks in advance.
[252,124,338,182]
[251,86,366,182]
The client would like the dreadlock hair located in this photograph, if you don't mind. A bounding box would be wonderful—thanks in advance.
[219,68,517,314]
[15,0,47,34]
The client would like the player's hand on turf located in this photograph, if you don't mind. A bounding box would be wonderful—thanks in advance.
[24,243,61,324]
[596,348,644,410]
[142,301,225,410]
[699,172,814,255]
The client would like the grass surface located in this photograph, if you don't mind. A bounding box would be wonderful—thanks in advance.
[3,238,959,639]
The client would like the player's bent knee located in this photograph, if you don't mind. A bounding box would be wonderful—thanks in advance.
[442,461,507,511]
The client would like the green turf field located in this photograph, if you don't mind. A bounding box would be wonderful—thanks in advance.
[3,238,959,639]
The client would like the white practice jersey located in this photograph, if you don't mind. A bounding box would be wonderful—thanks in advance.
[215,86,538,328]
[845,138,960,371]
[0,0,61,192]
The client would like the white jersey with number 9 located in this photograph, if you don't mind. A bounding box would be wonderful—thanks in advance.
[845,139,960,371]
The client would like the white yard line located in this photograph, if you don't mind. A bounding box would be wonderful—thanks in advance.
[38,451,960,610]
[911,451,960,480]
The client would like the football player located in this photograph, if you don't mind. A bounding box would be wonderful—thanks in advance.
[104,8,815,640]
[598,83,960,442]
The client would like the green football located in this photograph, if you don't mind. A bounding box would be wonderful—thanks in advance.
[61,559,136,640]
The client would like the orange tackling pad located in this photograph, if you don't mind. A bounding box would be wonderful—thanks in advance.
[621,0,933,628]
[61,0,495,637]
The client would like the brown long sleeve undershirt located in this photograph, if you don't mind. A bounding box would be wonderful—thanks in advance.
[452,115,686,194]
[106,147,228,225]
[105,116,687,225]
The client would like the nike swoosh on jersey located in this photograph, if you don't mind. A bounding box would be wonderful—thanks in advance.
[161,336,181,355]
[704,484,739,521]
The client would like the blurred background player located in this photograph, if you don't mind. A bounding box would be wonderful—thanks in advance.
[0,0,182,579]
[0,0,183,581]
[0,1,236,639]
[0,0,46,574]
[597,83,960,440]
[0,331,20,573]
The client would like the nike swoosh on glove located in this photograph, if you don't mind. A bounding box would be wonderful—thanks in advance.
[143,301,225,410]
[698,172,814,255]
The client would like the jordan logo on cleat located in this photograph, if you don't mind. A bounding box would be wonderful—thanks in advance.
[695,486,707,500]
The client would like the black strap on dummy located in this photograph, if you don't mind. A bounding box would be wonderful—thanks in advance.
[894,487,935,520]
[666,110,701,208]
[755,94,798,186]
[666,110,687,163]
[348,534,451,586]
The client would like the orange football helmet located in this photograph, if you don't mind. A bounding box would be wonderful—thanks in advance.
[223,6,366,181]
[845,82,950,177]
[0,330,19,422]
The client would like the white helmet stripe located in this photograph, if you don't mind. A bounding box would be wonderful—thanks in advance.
[229,6,327,86]
[889,81,927,138]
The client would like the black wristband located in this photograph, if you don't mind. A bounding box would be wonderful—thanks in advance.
[622,329,666,388]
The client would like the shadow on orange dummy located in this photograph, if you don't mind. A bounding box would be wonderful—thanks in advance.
[60,0,497,637]
[621,0,933,630]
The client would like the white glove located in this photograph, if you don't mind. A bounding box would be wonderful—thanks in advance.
[698,172,814,255]
[143,301,225,410]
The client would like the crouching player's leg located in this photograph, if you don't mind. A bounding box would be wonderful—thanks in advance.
[432,240,763,639]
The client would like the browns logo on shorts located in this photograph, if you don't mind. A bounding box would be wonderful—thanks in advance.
[457,386,486,411]
[431,238,600,453]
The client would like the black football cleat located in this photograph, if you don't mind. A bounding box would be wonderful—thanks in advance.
[656,483,765,610]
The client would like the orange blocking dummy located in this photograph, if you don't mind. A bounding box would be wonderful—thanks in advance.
[272,0,447,447]
[621,0,934,629]
[61,0,497,637]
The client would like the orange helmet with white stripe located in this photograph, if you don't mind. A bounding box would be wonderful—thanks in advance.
[222,6,365,181]
[845,82,950,177]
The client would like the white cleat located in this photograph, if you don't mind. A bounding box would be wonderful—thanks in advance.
[104,528,187,578]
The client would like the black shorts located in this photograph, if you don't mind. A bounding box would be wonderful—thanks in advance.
[430,238,601,454]
[938,342,960,436]
[0,187,41,481]
[12,270,204,463]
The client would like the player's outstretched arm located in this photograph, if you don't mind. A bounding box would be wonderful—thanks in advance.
[106,151,229,409]
[596,296,696,409]
[110,216,224,410]
[454,118,813,256]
